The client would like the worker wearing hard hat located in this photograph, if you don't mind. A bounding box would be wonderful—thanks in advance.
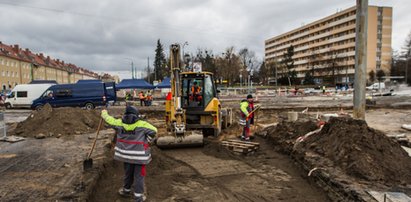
[101,106,157,202]
[239,94,255,141]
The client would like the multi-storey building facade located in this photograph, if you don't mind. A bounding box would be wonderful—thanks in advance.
[265,6,392,84]
[0,42,102,90]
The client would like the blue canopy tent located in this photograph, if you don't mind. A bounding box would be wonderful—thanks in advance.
[116,79,154,90]
[156,77,171,89]
[77,79,103,83]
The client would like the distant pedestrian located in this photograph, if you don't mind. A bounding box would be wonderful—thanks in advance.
[101,106,157,202]
[322,86,326,94]
[125,92,132,101]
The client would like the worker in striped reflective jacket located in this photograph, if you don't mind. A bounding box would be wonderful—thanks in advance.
[101,106,157,202]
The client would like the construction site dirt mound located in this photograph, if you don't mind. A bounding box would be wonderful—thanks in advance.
[12,104,102,138]
[266,120,318,154]
[297,117,411,185]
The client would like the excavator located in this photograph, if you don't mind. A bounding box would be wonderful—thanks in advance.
[156,44,232,148]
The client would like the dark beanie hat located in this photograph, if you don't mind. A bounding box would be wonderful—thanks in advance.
[247,94,253,99]
[125,106,139,115]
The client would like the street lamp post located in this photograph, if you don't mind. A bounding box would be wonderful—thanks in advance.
[124,58,135,79]
[405,50,410,84]
[239,74,242,88]
[247,60,252,94]
[182,41,188,59]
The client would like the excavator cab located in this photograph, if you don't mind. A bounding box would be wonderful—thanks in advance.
[182,73,216,108]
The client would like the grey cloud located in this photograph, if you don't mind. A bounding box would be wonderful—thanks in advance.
[0,0,408,78]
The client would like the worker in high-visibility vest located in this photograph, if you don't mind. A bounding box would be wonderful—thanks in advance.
[239,94,254,141]
[138,91,145,106]
[190,81,202,102]
[145,90,153,106]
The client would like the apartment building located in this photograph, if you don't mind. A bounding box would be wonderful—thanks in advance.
[0,42,102,90]
[265,5,392,84]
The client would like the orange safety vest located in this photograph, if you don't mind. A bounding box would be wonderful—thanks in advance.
[138,92,145,99]
[191,86,201,94]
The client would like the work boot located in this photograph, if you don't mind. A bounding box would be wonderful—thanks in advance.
[240,136,245,140]
[133,193,146,202]
[244,137,250,141]
[118,188,131,197]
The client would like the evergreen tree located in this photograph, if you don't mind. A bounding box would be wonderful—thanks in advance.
[376,69,386,83]
[154,39,166,80]
[281,45,296,85]
[368,70,376,84]
[303,71,315,85]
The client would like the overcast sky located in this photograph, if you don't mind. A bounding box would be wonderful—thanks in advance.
[0,0,409,79]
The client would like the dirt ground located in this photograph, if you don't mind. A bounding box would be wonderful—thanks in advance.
[3,96,411,201]
[0,130,113,201]
[90,136,329,202]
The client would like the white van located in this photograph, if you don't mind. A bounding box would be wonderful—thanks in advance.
[5,84,54,109]
[366,82,386,90]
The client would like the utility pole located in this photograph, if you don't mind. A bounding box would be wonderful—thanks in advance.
[353,0,368,120]
[131,61,134,79]
[147,57,151,83]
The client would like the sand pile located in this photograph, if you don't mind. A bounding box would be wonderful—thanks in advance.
[12,104,102,138]
[297,117,411,185]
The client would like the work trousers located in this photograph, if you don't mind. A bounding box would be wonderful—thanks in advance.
[242,118,251,138]
[123,162,146,201]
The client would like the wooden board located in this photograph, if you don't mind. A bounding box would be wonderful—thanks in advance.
[367,190,411,202]
[0,136,26,143]
[221,139,260,154]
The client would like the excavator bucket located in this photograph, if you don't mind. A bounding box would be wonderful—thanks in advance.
[156,131,204,149]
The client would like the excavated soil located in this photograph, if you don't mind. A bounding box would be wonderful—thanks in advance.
[297,117,411,185]
[266,117,411,186]
[11,104,102,138]
[266,119,317,154]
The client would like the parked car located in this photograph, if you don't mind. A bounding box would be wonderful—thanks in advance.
[4,84,55,109]
[31,82,116,110]
[366,82,386,90]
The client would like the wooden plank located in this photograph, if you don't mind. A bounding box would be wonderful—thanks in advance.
[0,136,26,143]
[367,190,411,202]
[221,140,259,154]
[226,139,260,146]
[223,142,258,150]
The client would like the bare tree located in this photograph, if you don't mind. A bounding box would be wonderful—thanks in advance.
[324,51,344,86]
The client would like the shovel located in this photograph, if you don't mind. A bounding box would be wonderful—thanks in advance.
[83,117,104,171]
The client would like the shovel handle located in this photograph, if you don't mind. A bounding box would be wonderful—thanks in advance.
[87,118,104,159]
